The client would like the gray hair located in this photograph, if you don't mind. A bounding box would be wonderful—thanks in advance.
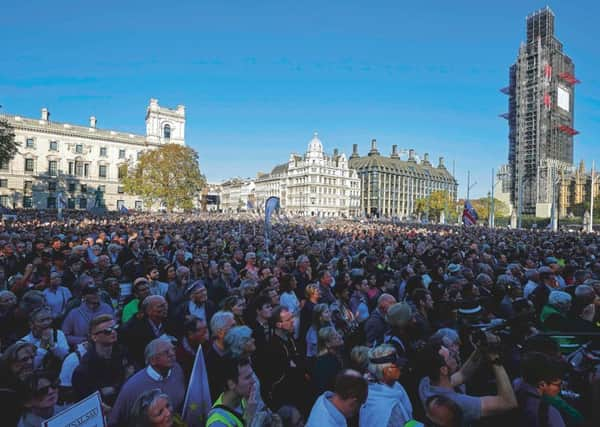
[224,326,253,358]
[548,291,572,314]
[431,328,460,348]
[368,344,397,383]
[144,337,173,365]
[141,295,165,315]
[130,388,171,427]
[176,266,190,277]
[317,326,339,353]
[296,255,309,268]
[210,311,235,336]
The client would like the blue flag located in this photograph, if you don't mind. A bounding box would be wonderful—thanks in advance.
[182,345,212,426]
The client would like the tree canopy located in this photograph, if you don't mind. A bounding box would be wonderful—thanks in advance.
[122,144,205,211]
[0,118,19,165]
[415,190,455,222]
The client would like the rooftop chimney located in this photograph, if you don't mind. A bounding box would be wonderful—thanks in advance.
[89,116,97,128]
[368,139,380,156]
[408,149,416,162]
[41,108,49,121]
[350,144,359,159]
[422,153,430,165]
[333,148,339,158]
[438,156,446,168]
[391,144,399,159]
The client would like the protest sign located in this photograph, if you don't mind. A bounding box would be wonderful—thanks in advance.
[43,391,105,427]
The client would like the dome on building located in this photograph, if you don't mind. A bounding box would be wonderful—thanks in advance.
[307,132,324,154]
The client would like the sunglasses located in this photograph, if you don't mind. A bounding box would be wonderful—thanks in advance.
[34,379,60,397]
[93,325,118,336]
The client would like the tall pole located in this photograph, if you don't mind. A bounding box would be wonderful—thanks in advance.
[517,177,523,229]
[490,168,495,228]
[467,171,471,201]
[590,160,595,233]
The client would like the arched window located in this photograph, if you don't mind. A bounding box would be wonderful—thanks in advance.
[163,124,171,139]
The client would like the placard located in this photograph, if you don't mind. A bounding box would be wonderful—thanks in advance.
[43,391,105,427]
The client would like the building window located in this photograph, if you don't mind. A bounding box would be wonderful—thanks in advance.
[84,163,89,177]
[135,200,142,210]
[117,200,125,210]
[48,160,58,177]
[117,186,124,194]
[98,185,106,193]
[137,151,142,160]
[25,159,34,172]
[49,141,58,151]
[68,162,73,175]
[26,138,35,148]
[23,196,32,208]
[99,165,107,178]
[68,182,75,193]
[0,179,6,188]
[79,198,87,209]
[118,165,127,179]
[0,195,10,208]
[81,184,87,193]
[48,181,57,192]
[0,159,8,170]
[47,197,56,209]
[163,124,171,139]
[100,147,107,157]
[24,181,32,192]
[74,161,83,177]
[67,198,76,209]
[75,144,83,154]
[119,149,126,159]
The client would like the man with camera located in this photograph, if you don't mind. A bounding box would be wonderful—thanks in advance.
[418,335,517,426]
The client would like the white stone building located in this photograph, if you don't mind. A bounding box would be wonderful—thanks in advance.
[219,178,256,213]
[0,98,185,211]
[255,133,360,217]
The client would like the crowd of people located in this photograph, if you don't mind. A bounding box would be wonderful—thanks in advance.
[1,210,599,427]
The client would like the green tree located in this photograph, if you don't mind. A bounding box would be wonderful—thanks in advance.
[470,197,510,221]
[0,118,19,165]
[122,144,205,211]
[415,190,455,222]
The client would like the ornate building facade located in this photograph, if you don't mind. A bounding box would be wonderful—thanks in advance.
[348,140,458,218]
[219,178,255,213]
[255,133,360,217]
[558,160,600,217]
[0,99,184,211]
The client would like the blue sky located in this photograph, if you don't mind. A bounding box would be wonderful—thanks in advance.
[1,1,599,198]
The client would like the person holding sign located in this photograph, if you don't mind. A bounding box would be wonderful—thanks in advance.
[17,369,66,427]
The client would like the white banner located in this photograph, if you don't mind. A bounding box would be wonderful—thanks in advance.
[43,391,105,427]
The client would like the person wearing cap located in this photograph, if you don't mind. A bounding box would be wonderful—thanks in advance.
[173,280,215,335]
[359,344,417,427]
[306,369,368,427]
[62,283,114,347]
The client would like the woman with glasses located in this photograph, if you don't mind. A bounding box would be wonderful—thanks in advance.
[0,341,37,426]
[17,370,66,427]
